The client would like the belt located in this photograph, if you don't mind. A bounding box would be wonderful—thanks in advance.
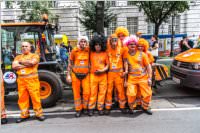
[109,68,123,72]
[73,65,89,68]
[18,73,38,78]
[128,72,146,77]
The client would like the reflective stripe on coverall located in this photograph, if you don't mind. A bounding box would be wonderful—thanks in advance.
[14,53,43,118]
[1,71,6,119]
[124,51,152,110]
[70,48,90,111]
[105,46,127,109]
[88,52,108,111]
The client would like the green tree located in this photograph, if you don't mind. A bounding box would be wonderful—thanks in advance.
[17,1,58,22]
[79,1,116,34]
[134,1,189,35]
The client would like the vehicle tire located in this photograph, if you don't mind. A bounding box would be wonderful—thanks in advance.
[38,70,63,108]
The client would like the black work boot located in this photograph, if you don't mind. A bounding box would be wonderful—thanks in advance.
[1,118,8,124]
[129,109,136,114]
[88,109,94,116]
[104,109,111,115]
[36,115,46,121]
[142,108,153,115]
[16,117,30,123]
[98,110,104,116]
[75,111,82,118]
[120,108,127,114]
[82,109,88,115]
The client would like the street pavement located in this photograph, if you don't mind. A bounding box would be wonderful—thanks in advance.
[1,79,200,133]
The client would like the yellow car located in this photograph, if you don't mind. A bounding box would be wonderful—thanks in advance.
[171,46,200,89]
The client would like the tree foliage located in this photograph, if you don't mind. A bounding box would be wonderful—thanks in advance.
[134,1,189,35]
[79,1,116,34]
[17,1,58,22]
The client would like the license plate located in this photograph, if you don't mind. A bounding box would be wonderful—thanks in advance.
[173,76,180,84]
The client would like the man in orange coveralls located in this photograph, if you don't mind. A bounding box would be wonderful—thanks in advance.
[12,41,45,123]
[1,70,8,124]
[136,38,154,109]
[88,34,109,116]
[105,34,127,115]
[123,37,153,115]
[68,36,90,117]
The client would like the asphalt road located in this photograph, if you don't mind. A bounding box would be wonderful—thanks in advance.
[1,80,200,133]
[1,109,200,133]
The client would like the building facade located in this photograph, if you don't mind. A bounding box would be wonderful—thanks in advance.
[1,0,200,41]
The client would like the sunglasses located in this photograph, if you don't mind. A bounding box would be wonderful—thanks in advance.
[21,46,29,48]
[111,38,118,42]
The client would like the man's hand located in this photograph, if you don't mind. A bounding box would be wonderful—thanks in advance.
[121,71,128,78]
[148,78,152,86]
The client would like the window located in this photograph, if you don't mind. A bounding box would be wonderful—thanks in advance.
[107,18,117,36]
[127,1,135,6]
[5,1,14,9]
[147,21,155,34]
[127,17,138,34]
[168,16,180,34]
[106,1,116,7]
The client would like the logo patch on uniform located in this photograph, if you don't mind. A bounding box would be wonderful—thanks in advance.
[3,71,17,84]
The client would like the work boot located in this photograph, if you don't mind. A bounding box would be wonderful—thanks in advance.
[16,117,30,123]
[82,109,88,115]
[88,109,94,116]
[36,115,46,121]
[120,108,127,114]
[1,118,8,124]
[142,108,153,115]
[104,109,111,115]
[98,110,104,116]
[129,109,136,114]
[75,111,82,118]
[136,105,142,110]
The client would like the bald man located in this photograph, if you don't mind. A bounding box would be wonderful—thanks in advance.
[12,42,45,123]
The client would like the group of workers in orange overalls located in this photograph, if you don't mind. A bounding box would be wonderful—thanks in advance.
[69,26,154,117]
[1,27,154,125]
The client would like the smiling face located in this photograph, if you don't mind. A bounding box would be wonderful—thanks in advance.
[118,33,125,42]
[110,37,118,48]
[95,44,101,52]
[137,44,144,52]
[127,41,137,52]
[79,39,87,49]
[21,42,31,54]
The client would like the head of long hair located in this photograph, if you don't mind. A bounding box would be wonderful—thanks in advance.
[138,38,149,53]
[90,33,107,52]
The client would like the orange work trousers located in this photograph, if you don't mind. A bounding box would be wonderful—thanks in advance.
[71,72,90,111]
[17,75,43,118]
[1,80,6,119]
[127,75,152,110]
[105,72,126,109]
[88,73,107,111]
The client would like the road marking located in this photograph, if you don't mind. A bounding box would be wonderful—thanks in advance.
[6,107,200,118]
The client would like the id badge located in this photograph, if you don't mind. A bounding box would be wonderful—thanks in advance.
[21,70,26,74]
[80,61,85,65]
[112,65,116,69]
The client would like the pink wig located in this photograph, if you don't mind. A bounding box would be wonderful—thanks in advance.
[123,35,138,46]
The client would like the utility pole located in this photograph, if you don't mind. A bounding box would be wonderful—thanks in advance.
[96,1,104,35]
[170,15,175,57]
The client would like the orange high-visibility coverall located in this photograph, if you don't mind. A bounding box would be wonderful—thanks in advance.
[1,70,6,119]
[70,47,90,111]
[105,45,127,110]
[88,52,108,111]
[123,51,152,110]
[136,39,154,106]
[13,53,43,118]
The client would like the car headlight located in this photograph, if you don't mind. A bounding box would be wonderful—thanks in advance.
[192,63,200,70]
